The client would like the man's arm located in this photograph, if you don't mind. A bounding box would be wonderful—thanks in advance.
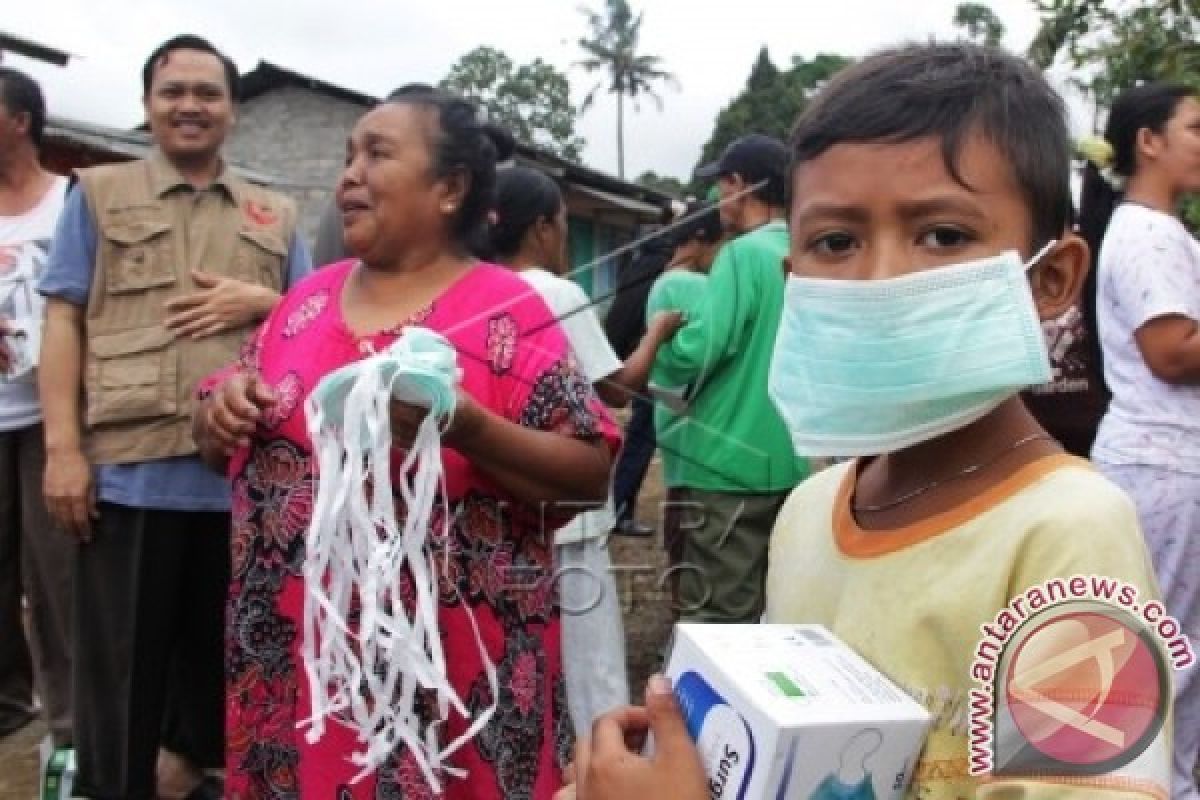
[37,186,99,540]
[655,239,755,383]
[39,298,95,539]
[163,230,312,339]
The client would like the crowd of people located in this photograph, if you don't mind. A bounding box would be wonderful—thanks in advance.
[0,29,1197,800]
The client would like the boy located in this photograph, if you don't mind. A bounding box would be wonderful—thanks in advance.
[559,42,1172,800]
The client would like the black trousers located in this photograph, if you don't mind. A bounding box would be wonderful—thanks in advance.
[612,394,656,524]
[72,504,229,800]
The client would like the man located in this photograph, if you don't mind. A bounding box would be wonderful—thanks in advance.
[38,35,311,800]
[652,134,808,623]
[0,67,72,749]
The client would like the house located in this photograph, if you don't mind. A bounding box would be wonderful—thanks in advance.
[225,62,674,302]
[41,116,278,186]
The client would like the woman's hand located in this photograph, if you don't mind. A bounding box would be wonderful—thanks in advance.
[389,389,483,451]
[555,676,709,800]
[196,372,276,461]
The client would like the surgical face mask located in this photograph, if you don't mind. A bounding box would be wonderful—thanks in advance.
[767,244,1055,457]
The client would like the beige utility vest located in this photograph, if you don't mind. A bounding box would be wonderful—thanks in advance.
[78,155,296,465]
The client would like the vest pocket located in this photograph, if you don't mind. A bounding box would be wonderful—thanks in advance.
[86,327,178,426]
[103,219,176,294]
[235,229,287,289]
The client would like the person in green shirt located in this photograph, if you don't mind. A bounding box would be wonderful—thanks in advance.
[644,200,722,604]
[653,134,810,623]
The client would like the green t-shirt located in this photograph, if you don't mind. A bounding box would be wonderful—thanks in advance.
[654,220,809,492]
[645,269,709,488]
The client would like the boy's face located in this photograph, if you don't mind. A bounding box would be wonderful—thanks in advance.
[787,131,1087,320]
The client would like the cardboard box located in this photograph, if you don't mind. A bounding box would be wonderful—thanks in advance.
[665,624,931,800]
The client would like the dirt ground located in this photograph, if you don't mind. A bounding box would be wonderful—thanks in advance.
[0,459,673,800]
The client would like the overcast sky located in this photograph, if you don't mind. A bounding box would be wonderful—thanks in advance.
[6,0,1085,181]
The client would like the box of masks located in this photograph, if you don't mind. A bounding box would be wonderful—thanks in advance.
[664,624,932,800]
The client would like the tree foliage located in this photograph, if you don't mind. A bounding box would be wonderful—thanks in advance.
[695,49,851,176]
[577,0,678,178]
[440,45,585,161]
[635,170,686,198]
[953,2,1007,46]
[1028,0,1200,106]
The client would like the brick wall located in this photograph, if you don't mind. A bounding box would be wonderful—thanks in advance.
[225,87,368,248]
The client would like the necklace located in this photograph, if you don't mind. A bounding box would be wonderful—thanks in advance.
[852,433,1054,514]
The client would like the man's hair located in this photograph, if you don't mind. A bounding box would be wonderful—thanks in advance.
[142,34,239,99]
[0,67,46,149]
[790,41,1071,249]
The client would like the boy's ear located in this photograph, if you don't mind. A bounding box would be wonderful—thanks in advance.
[1029,232,1089,321]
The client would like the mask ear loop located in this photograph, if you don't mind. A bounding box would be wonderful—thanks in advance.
[1024,239,1059,272]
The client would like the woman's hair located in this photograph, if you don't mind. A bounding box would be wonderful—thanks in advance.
[1076,82,1196,381]
[383,84,517,253]
[669,201,723,248]
[484,166,565,261]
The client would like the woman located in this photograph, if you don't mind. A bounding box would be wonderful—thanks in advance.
[483,166,677,735]
[194,88,618,799]
[1080,81,1200,800]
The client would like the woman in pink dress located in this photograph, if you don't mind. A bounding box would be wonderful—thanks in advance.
[193,86,618,800]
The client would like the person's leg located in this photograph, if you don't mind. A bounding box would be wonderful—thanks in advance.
[16,424,74,745]
[676,490,787,624]
[160,512,229,776]
[557,538,629,735]
[72,505,183,800]
[661,486,702,613]
[1099,463,1200,800]
[0,428,35,736]
[612,395,657,532]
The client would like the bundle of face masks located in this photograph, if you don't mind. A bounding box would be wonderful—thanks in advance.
[301,327,496,788]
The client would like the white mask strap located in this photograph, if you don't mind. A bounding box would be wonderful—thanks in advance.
[1023,238,1058,272]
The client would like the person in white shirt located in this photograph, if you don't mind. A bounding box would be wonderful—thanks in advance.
[1079,81,1200,800]
[482,166,679,734]
[0,66,72,747]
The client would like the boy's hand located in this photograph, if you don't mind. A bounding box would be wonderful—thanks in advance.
[556,675,708,800]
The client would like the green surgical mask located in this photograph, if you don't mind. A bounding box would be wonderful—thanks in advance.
[768,243,1055,457]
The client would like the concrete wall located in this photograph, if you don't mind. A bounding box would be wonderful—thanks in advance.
[225,87,367,247]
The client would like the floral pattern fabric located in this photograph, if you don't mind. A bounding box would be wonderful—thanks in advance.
[216,260,619,800]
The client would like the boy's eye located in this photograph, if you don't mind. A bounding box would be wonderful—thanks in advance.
[808,231,858,256]
[919,227,973,249]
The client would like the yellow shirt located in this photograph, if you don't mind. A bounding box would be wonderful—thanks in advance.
[766,455,1171,800]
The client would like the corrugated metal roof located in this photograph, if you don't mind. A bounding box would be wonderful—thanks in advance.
[43,116,281,186]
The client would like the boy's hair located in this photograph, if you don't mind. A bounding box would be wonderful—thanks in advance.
[790,41,1071,249]
[142,34,239,100]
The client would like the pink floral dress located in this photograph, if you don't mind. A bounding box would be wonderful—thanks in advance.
[216,260,620,800]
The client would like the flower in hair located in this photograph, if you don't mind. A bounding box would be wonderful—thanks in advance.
[1077,135,1114,169]
[1077,135,1124,191]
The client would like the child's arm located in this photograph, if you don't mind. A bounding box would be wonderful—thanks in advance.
[594,311,684,406]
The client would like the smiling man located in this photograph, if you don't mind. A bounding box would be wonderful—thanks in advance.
[37,35,310,800]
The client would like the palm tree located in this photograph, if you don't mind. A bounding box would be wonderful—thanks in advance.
[577,0,678,179]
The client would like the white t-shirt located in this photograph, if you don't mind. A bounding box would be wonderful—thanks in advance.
[0,175,68,432]
[519,267,622,544]
[1092,203,1200,472]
